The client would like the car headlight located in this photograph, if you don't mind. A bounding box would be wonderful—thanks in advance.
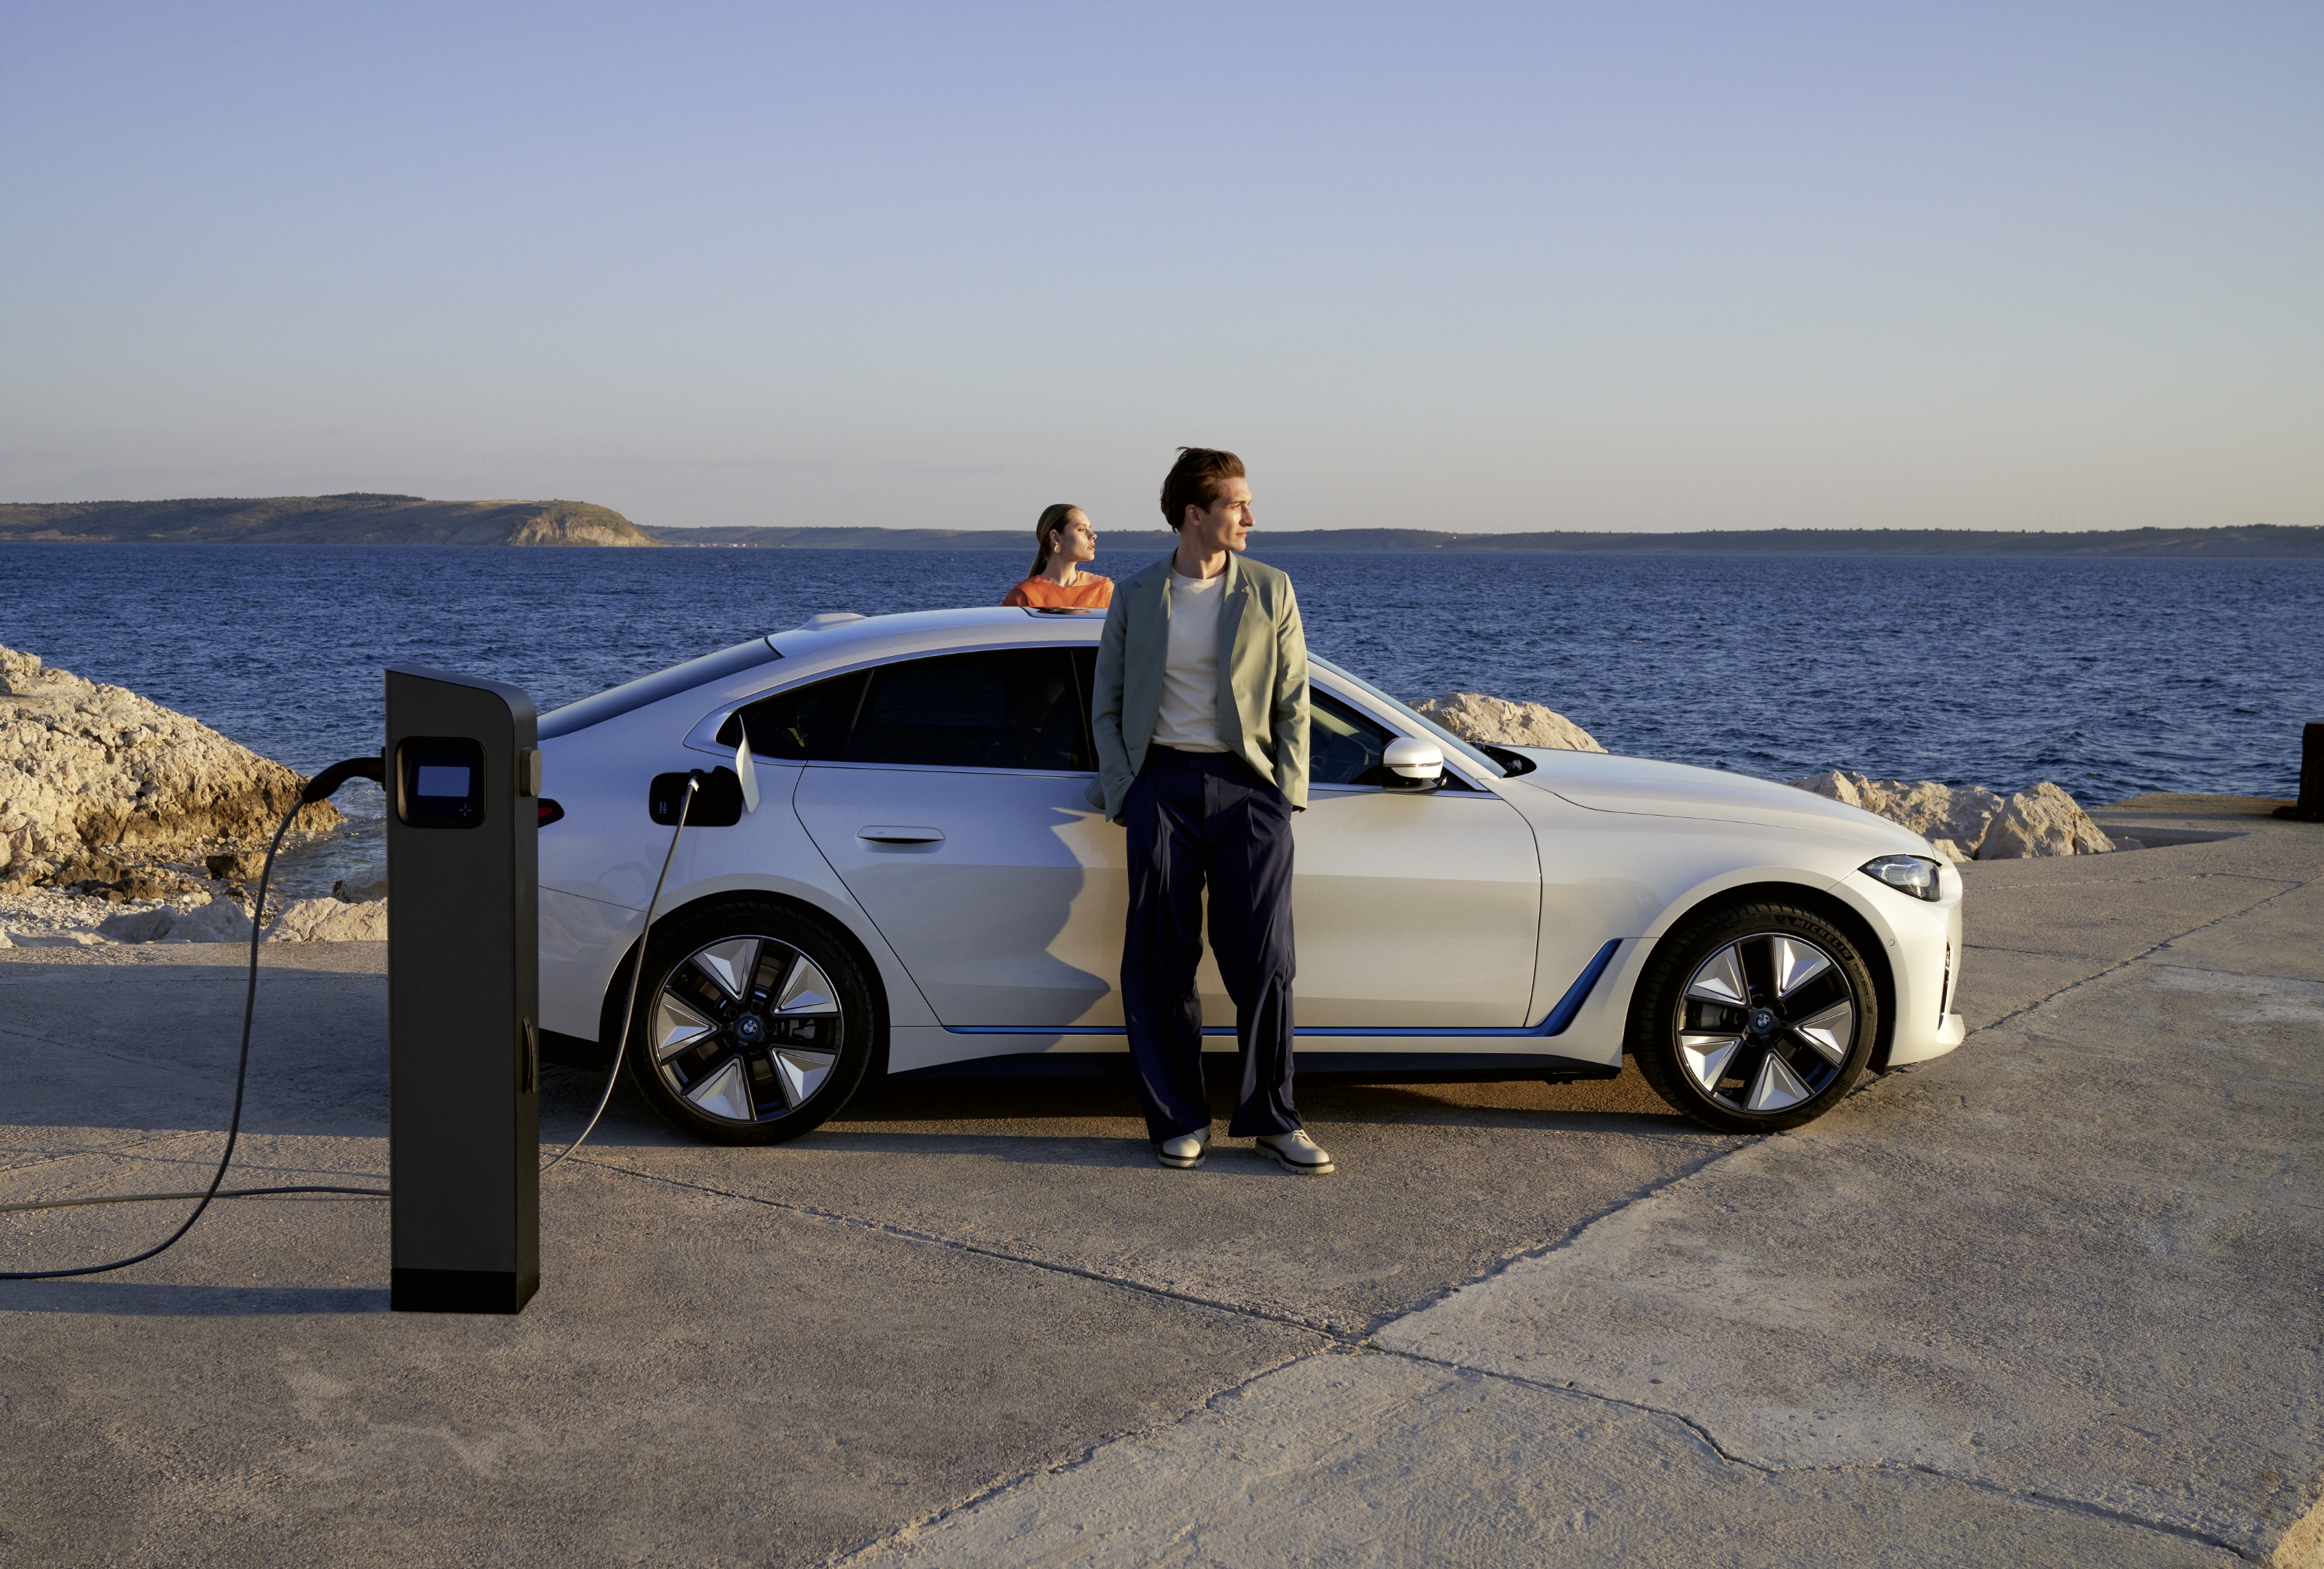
[1861,854,1943,901]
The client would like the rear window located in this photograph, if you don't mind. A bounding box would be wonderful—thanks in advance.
[718,670,868,760]
[540,638,781,740]
[850,649,1092,771]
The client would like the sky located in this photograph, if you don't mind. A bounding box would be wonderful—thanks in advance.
[2,2,2318,535]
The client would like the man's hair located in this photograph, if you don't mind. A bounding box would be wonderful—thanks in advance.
[1158,447,1245,531]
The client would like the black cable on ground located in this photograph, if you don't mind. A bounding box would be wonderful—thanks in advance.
[1,756,694,1278]
[1,1185,386,1216]
[1,758,386,1281]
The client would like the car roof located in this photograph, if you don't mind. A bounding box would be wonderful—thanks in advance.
[768,606,1101,665]
[537,608,1105,739]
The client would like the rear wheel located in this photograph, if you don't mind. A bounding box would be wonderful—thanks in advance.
[1629,901,1879,1133]
[625,899,876,1146]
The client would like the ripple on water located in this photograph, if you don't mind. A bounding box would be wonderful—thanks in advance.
[1,546,2317,819]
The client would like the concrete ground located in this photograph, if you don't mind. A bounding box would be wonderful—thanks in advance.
[1,793,2317,1565]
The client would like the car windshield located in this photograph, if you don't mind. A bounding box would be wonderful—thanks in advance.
[1309,656,1507,779]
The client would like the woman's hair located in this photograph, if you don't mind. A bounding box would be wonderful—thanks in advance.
[1029,503,1082,577]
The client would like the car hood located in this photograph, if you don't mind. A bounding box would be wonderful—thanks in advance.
[1506,747,1934,855]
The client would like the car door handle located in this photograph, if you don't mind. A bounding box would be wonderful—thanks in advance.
[858,825,946,844]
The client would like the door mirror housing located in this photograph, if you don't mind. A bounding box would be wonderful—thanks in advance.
[1381,737,1445,790]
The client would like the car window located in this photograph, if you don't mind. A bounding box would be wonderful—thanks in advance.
[848,649,1093,771]
[1309,689,1394,786]
[1308,685,1480,791]
[1309,656,1508,779]
[718,670,869,760]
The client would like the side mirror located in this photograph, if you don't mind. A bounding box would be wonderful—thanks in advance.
[1382,737,1444,790]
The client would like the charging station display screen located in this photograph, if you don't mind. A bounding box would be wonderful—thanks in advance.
[416,765,472,798]
[397,739,488,829]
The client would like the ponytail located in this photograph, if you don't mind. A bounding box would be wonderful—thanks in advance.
[1030,503,1080,577]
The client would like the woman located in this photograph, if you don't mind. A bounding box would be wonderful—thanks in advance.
[1001,504,1112,609]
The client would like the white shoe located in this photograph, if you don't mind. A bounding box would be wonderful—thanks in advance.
[1156,1127,1211,1169]
[1255,1129,1334,1175]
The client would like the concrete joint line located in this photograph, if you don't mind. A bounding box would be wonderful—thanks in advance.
[569,1156,1357,1339]
[1356,1340,2269,1560]
[1966,872,2302,895]
[1972,882,2304,1037]
[574,1124,1754,1345]
[1350,1137,1750,1334]
[831,1346,1348,1566]
[1962,941,2124,959]
[0,1018,245,1085]
[0,1127,209,1178]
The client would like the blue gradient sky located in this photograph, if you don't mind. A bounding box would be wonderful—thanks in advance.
[4,3,2317,534]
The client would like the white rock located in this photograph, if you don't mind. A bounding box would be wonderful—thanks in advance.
[97,906,179,943]
[1788,771,2006,859]
[0,642,341,891]
[171,898,256,944]
[333,864,388,902]
[12,930,103,948]
[1409,693,1604,753]
[1978,782,2116,859]
[266,897,387,942]
[1790,769,1867,809]
[0,927,12,948]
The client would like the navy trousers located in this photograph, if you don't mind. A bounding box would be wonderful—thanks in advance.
[1121,745,1301,1142]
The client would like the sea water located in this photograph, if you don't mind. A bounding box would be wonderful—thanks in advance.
[4,544,2317,896]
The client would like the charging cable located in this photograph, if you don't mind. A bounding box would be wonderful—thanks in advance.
[1,755,390,1281]
[4,758,720,1278]
[540,771,696,1174]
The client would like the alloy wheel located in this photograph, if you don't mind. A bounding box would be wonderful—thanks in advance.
[1671,931,1858,1114]
[649,934,846,1124]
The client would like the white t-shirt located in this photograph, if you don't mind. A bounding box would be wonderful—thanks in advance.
[1152,567,1230,752]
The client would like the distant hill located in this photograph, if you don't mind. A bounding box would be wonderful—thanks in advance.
[0,494,658,546]
[652,523,2324,556]
[7,501,2312,556]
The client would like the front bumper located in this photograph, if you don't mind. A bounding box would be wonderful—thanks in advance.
[1866,871,1967,1069]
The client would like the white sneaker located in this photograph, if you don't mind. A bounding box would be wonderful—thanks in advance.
[1156,1127,1211,1169]
[1255,1129,1335,1175]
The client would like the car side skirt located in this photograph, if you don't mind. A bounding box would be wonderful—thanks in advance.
[892,1051,1620,1084]
[890,940,1630,1074]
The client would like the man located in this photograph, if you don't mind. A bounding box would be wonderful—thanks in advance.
[1088,447,1329,1175]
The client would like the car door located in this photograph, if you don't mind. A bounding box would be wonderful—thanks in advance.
[789,645,1127,1028]
[789,644,1541,1034]
[1286,686,1543,1028]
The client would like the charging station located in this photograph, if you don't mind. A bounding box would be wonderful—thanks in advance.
[386,666,541,1314]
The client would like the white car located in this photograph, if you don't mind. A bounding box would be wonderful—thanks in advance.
[534,607,1966,1145]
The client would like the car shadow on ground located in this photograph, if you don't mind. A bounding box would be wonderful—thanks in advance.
[837,1066,1691,1130]
[532,1060,1717,1183]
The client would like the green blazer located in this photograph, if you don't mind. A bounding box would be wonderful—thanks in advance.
[1087,552,1310,822]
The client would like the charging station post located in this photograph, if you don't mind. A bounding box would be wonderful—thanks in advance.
[386,667,540,1314]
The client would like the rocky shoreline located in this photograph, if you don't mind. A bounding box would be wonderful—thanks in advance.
[0,642,381,949]
[1410,694,2124,859]
[0,657,2136,951]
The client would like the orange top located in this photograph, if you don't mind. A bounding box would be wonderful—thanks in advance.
[1002,575,1113,609]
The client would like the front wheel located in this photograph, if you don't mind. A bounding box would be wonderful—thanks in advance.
[1628,901,1880,1134]
[624,899,877,1146]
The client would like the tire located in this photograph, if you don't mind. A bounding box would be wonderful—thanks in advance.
[1628,901,1880,1134]
[622,898,877,1146]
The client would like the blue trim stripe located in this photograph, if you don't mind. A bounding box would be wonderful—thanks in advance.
[939,938,1626,1040]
